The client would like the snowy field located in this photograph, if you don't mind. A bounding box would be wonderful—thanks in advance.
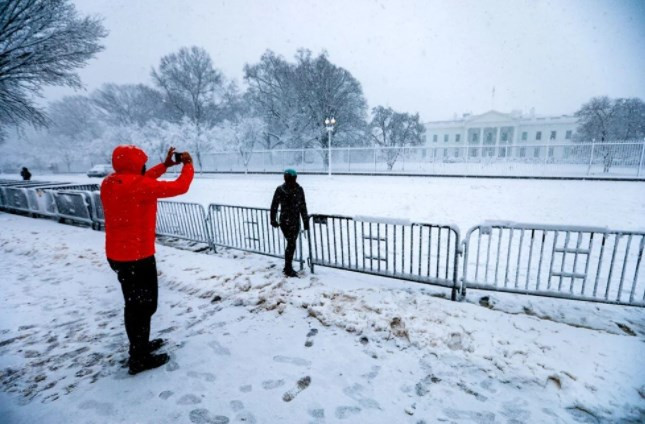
[1,174,644,423]
[4,172,645,231]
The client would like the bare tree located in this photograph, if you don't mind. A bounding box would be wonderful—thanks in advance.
[0,0,107,142]
[152,46,231,169]
[91,83,167,127]
[231,116,265,173]
[48,95,102,170]
[575,96,645,172]
[244,51,298,150]
[292,50,367,152]
[244,49,368,162]
[369,106,425,170]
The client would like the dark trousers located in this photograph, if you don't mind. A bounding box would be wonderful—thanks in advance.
[108,255,158,359]
[280,224,299,271]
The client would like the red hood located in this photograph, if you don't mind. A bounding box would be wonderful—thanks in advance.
[112,145,148,174]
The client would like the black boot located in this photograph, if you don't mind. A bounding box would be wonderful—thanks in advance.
[128,353,170,375]
[283,268,299,278]
[148,338,165,352]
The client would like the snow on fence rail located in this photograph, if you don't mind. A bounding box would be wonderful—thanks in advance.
[308,214,461,300]
[207,204,305,270]
[1,179,643,307]
[461,222,645,307]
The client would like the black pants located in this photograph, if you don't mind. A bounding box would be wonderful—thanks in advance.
[281,224,299,272]
[108,255,158,359]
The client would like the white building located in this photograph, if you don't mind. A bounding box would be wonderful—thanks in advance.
[425,110,578,159]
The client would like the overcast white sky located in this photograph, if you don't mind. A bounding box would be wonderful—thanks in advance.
[45,0,645,121]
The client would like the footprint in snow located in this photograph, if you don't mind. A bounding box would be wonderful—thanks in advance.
[159,390,174,400]
[305,328,318,347]
[335,406,361,420]
[189,408,229,424]
[262,379,285,390]
[177,394,202,405]
[282,376,311,402]
[272,355,311,367]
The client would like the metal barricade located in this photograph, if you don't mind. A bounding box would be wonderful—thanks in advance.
[156,201,214,251]
[3,187,31,213]
[207,204,304,269]
[88,191,105,229]
[308,214,461,299]
[26,188,58,217]
[52,191,94,225]
[461,222,645,307]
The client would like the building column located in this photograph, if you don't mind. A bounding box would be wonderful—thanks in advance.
[494,126,499,157]
[513,125,519,157]
[478,127,483,157]
[462,127,468,158]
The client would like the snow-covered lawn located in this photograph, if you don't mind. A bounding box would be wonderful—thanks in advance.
[5,173,645,231]
[1,212,644,423]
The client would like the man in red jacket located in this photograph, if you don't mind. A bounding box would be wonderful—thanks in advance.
[101,145,194,375]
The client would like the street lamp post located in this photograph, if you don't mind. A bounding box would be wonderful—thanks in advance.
[324,117,336,176]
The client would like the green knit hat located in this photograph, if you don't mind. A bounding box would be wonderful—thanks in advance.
[284,168,297,177]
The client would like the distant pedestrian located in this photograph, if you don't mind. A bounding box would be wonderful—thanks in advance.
[20,167,31,181]
[270,169,309,277]
[101,145,194,375]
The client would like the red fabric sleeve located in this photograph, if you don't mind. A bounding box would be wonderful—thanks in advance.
[144,163,167,179]
[138,163,194,199]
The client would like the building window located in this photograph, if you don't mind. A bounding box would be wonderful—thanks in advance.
[472,133,478,142]
[522,132,527,141]
[501,132,508,142]
[548,147,554,157]
[533,147,540,157]
[444,134,449,142]
[442,149,447,157]
[455,134,461,142]
[454,148,459,157]
[565,130,572,140]
[550,131,556,140]
[536,131,542,141]
[433,135,437,142]
[486,132,492,142]
[564,147,570,158]
[519,147,526,158]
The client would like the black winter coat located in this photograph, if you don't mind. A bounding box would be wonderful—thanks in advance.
[270,183,309,230]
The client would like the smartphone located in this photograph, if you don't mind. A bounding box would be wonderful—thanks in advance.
[173,152,184,162]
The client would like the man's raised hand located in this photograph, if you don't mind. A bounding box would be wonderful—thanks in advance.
[164,147,177,167]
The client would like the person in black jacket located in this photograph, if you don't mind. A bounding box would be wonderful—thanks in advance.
[20,167,31,181]
[270,169,309,277]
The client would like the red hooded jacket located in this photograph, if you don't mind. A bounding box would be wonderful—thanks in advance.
[100,145,194,262]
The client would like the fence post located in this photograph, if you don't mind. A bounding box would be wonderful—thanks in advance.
[638,140,645,178]
[306,219,314,273]
[587,140,596,175]
[373,146,377,173]
[298,230,304,271]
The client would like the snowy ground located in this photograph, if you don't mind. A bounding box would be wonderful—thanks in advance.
[1,212,644,423]
[4,172,645,231]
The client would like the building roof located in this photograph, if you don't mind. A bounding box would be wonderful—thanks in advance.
[425,110,577,126]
